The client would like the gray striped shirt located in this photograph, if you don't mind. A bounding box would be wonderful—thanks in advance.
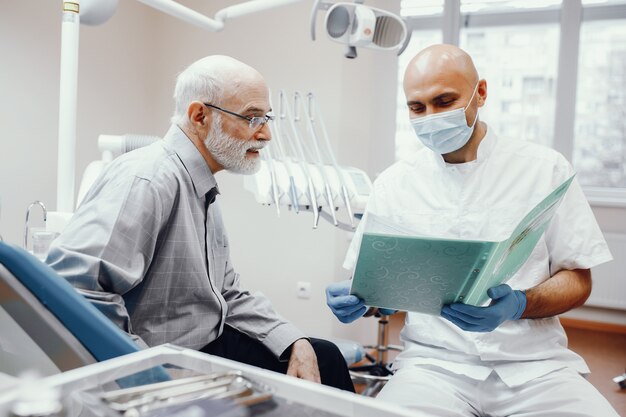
[47,125,304,358]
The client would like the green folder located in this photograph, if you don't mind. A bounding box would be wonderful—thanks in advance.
[350,175,575,315]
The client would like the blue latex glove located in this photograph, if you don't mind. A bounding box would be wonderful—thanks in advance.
[326,280,367,323]
[378,308,398,316]
[441,284,526,332]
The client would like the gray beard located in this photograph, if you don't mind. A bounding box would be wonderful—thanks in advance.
[203,116,263,174]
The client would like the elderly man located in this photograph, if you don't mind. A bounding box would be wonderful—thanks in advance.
[326,44,619,415]
[47,55,353,391]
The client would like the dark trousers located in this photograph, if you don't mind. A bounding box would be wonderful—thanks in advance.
[200,326,355,392]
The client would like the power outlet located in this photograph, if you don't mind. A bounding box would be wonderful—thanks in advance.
[296,281,311,299]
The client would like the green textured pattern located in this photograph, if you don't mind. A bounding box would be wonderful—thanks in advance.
[351,175,575,315]
[351,234,495,314]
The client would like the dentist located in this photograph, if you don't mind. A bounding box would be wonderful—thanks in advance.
[327,44,617,415]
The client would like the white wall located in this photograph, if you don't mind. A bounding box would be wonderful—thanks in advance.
[0,0,161,244]
[0,0,399,344]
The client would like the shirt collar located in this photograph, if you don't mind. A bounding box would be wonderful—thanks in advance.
[163,124,220,199]
[476,124,496,162]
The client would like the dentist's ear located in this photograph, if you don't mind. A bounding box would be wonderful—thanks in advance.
[477,79,488,107]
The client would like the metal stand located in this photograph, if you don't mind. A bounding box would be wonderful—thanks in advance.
[349,314,403,397]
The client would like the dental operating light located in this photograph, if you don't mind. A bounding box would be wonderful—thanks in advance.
[310,0,411,59]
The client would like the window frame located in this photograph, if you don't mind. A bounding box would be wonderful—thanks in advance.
[401,0,626,207]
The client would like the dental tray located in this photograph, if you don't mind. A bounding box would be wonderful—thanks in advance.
[99,370,273,416]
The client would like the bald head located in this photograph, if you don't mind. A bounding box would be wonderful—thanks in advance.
[404,44,478,91]
[171,55,268,126]
[403,43,486,122]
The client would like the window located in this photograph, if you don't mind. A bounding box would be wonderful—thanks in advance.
[401,0,444,17]
[460,24,559,148]
[397,0,626,205]
[573,19,626,188]
[461,0,561,13]
[582,0,626,5]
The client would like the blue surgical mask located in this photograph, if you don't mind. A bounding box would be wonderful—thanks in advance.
[410,84,479,155]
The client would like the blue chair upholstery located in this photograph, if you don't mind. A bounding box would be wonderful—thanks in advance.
[0,241,139,367]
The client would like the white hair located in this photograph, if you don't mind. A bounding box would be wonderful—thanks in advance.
[170,59,225,127]
[170,55,262,128]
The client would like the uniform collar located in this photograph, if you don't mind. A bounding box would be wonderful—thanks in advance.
[429,123,496,169]
[475,124,496,163]
[162,124,220,199]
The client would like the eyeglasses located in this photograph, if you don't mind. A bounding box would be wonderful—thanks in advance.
[203,103,274,130]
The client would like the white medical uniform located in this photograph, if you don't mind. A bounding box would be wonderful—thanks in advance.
[344,126,619,416]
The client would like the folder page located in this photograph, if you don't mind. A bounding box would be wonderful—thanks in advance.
[464,175,575,305]
[350,175,575,315]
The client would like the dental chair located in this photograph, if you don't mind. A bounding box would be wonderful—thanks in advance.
[0,241,140,376]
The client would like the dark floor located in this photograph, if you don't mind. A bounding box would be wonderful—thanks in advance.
[566,327,626,415]
[364,313,626,415]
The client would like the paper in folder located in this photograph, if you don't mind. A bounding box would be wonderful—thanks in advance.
[350,175,575,315]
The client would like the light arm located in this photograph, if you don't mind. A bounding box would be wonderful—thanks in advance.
[135,0,305,32]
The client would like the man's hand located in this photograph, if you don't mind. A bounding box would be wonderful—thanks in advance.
[441,284,526,332]
[286,339,321,383]
[326,280,367,323]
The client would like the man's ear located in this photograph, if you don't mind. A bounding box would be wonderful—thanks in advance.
[187,101,211,131]
[477,79,488,107]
